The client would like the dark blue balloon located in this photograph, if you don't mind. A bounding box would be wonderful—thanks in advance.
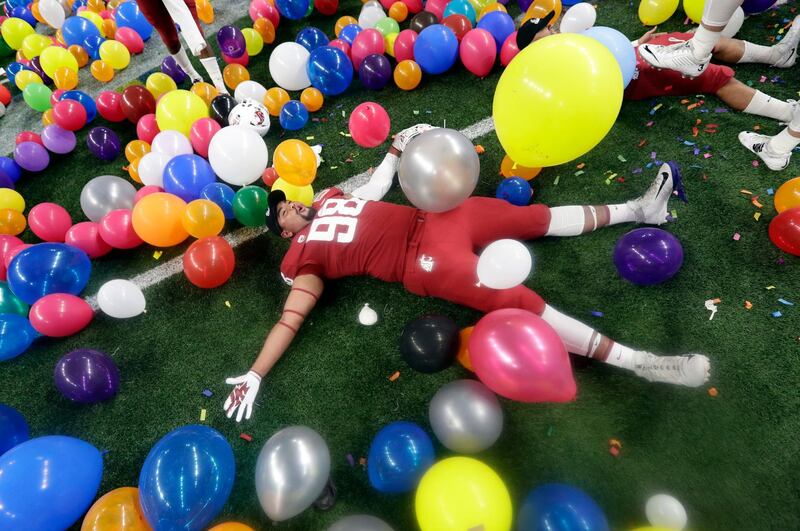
[359,53,391,90]
[5,62,27,85]
[0,314,37,362]
[55,349,120,404]
[0,436,103,530]
[139,425,235,531]
[71,0,88,12]
[496,177,532,206]
[0,156,21,184]
[518,483,609,531]
[60,90,97,122]
[414,24,459,75]
[275,0,310,20]
[61,15,102,47]
[201,182,236,219]
[10,6,36,27]
[5,0,28,9]
[86,126,121,161]
[7,243,92,305]
[477,11,515,52]
[82,34,105,61]
[307,46,353,96]
[367,421,435,494]
[338,24,362,45]
[296,26,329,52]
[279,100,309,131]
[0,173,13,190]
[163,154,217,202]
[613,228,684,285]
[115,0,154,40]
[28,56,52,86]
[0,404,28,456]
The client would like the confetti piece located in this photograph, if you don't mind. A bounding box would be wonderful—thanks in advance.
[609,438,622,449]
[703,153,713,159]
[733,232,741,241]
[609,446,620,458]
[708,387,718,397]
[546,425,554,437]
[772,311,783,318]
[574,170,585,176]
[778,298,795,306]
[576,162,585,169]
[760,75,767,82]
[239,433,253,442]
[649,103,663,115]
[413,110,420,115]
[740,189,753,195]
[638,139,648,147]
[767,187,775,195]
[754,212,762,221]
[224,301,231,308]
[475,145,485,154]
[389,371,400,381]
[744,300,753,310]
[752,198,764,208]
[767,285,776,290]
[617,154,627,162]
[346,454,355,467]
[646,121,654,127]
[305,136,315,140]
[153,251,162,260]
[670,209,678,220]
[359,457,367,466]
[202,389,213,397]
[200,409,207,421]
[590,310,604,317]
[553,176,560,185]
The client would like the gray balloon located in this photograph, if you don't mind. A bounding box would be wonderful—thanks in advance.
[429,379,503,453]
[327,514,395,531]
[255,425,331,522]
[398,128,480,213]
[80,175,137,222]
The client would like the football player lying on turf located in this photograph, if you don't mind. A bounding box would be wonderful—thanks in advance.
[222,125,711,422]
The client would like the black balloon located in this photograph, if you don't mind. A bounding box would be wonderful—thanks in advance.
[400,315,459,373]
[210,94,238,127]
[409,11,438,33]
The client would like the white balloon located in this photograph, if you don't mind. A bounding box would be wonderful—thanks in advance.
[137,151,172,187]
[358,303,378,325]
[268,42,311,91]
[150,130,193,158]
[97,279,146,318]
[234,80,267,103]
[39,0,66,28]
[228,99,271,137]
[559,2,596,33]
[208,126,269,186]
[646,494,688,530]
[721,7,745,38]
[476,239,532,289]
[358,1,386,28]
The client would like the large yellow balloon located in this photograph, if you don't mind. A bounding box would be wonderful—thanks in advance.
[40,46,79,77]
[155,89,209,137]
[493,33,622,168]
[273,139,317,186]
[639,0,680,25]
[682,0,704,23]
[0,189,25,212]
[272,178,314,206]
[208,523,255,531]
[1,17,35,50]
[415,457,512,531]
[146,72,178,99]
[21,33,51,60]
[81,487,152,531]
[775,176,800,213]
[182,199,225,238]
[522,0,562,24]
[99,40,131,69]
[132,193,189,247]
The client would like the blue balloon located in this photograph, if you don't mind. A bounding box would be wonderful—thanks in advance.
[71,0,88,11]
[5,0,29,9]
[201,182,236,219]
[307,46,353,96]
[115,0,154,40]
[163,154,217,202]
[60,90,97,122]
[10,7,36,27]
[518,483,609,531]
[279,100,309,131]
[139,425,235,531]
[82,35,105,61]
[582,26,637,88]
[562,0,584,5]
[5,62,27,85]
[0,436,103,531]
[477,11,515,52]
[296,26,329,52]
[275,0,309,20]
[414,24,459,75]
[0,157,22,184]
[0,314,37,362]
[496,177,532,206]
[338,24,362,46]
[443,0,476,25]
[0,404,29,456]
[61,15,102,47]
[367,421,435,494]
[7,243,92,305]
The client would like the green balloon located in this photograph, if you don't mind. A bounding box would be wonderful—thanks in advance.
[22,82,52,113]
[233,186,269,227]
[375,17,400,37]
[0,282,29,317]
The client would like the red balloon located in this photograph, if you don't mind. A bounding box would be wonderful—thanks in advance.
[351,29,385,70]
[50,89,65,106]
[0,234,23,281]
[0,84,11,106]
[27,202,73,242]
[52,99,88,131]
[115,27,145,54]
[394,29,418,62]
[349,101,391,148]
[769,206,800,256]
[222,51,249,66]
[134,185,164,204]
[96,90,126,122]
[402,0,423,13]
[500,31,519,67]
[16,131,43,146]
[136,113,160,143]
[183,236,235,288]
[29,293,94,337]
[262,166,279,186]
[328,38,351,59]
[459,28,497,77]
[99,209,143,249]
[65,221,112,258]
[314,0,338,15]
[443,14,472,41]
[189,117,221,158]
[120,85,156,123]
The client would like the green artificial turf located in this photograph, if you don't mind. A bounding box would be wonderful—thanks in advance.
[2,1,800,530]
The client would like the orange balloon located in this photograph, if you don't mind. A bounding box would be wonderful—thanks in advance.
[127,157,142,183]
[389,1,409,21]
[264,87,289,117]
[500,154,541,180]
[190,82,219,107]
[102,19,117,38]
[42,108,55,126]
[55,29,66,46]
[523,0,561,24]
[0,209,26,236]
[775,176,800,213]
[208,524,255,531]
[87,0,105,12]
[15,51,26,63]
[478,2,507,20]
[182,199,225,238]
[31,3,46,24]
[253,18,275,44]
[125,140,151,163]
[81,487,152,531]
[197,0,215,24]
[91,60,115,82]
[273,140,317,186]
[53,66,79,90]
[335,16,358,37]
[456,326,474,372]
[300,87,323,112]
[131,193,189,247]
[222,64,249,90]
[394,60,422,91]
[69,44,90,67]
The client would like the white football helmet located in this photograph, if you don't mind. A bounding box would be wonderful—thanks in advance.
[228,98,271,137]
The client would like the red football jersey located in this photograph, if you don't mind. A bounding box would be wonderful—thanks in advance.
[280,188,418,285]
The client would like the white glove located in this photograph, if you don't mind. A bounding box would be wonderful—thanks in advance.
[391,124,435,152]
[223,370,261,422]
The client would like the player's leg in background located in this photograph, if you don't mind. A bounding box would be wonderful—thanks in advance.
[739,105,800,170]
[713,15,800,67]
[717,79,794,122]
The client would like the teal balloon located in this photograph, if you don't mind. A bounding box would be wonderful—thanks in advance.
[233,186,269,226]
[0,314,37,361]
[0,282,28,316]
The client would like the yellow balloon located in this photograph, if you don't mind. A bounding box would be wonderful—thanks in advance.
[415,457,512,531]
[40,45,79,78]
[208,524,254,531]
[182,199,226,238]
[81,487,152,531]
[241,27,263,57]
[682,0,704,22]
[78,11,106,35]
[146,72,177,99]
[493,33,622,167]
[272,178,313,206]
[21,33,51,60]
[155,89,209,137]
[0,189,25,212]
[15,70,43,91]
[639,0,679,25]
[385,31,398,57]
[99,40,131,69]
[1,17,35,50]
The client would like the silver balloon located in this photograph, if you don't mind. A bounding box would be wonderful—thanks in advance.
[79,175,137,222]
[327,514,395,531]
[255,425,331,522]
[398,128,480,213]
[428,379,503,453]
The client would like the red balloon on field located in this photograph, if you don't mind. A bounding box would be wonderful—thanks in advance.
[443,14,472,41]
[52,99,87,131]
[183,236,235,289]
[500,31,519,66]
[769,206,800,256]
[315,0,339,16]
[29,293,94,337]
[262,167,279,186]
[349,102,390,148]
[97,90,126,122]
[120,85,156,123]
[28,203,73,242]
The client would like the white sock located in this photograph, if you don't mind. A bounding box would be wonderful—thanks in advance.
[738,41,779,64]
[743,90,793,122]
[351,154,398,201]
[608,203,637,224]
[540,305,636,370]
[172,47,203,82]
[691,26,723,59]
[545,204,636,237]
[768,127,800,154]
[702,0,744,27]
[199,56,228,94]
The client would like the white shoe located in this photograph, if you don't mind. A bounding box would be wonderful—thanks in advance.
[391,123,435,152]
[639,41,710,78]
[633,351,711,388]
[772,15,800,68]
[738,131,791,171]
[626,161,686,225]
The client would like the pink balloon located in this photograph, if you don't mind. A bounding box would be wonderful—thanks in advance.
[97,91,126,122]
[29,293,94,338]
[222,51,249,66]
[379,0,393,9]
[136,114,160,144]
[99,209,143,249]
[65,222,113,258]
[249,0,280,27]
[27,203,73,242]
[425,0,447,20]
[351,29,385,70]
[0,235,23,281]
[500,31,519,67]
[469,308,576,403]
[189,118,222,158]
[134,185,164,204]
[328,39,350,59]
[394,30,418,62]
[402,0,423,13]
[115,27,145,54]
[50,89,65,106]
[349,102,390,148]
[4,243,31,274]
[460,28,496,78]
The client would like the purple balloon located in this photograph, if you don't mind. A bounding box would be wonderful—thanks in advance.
[28,56,53,86]
[359,54,392,90]
[41,125,77,155]
[161,55,188,84]
[742,0,777,14]
[217,25,246,58]
[54,349,119,404]
[613,228,684,285]
[13,142,50,172]
[518,0,533,12]
[86,126,121,162]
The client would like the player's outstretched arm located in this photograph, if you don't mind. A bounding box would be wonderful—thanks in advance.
[223,274,324,422]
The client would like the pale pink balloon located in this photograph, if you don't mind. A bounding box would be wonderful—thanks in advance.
[394,30,418,62]
[469,308,576,403]
[0,235,23,281]
[189,118,222,158]
[99,209,143,249]
[425,0,448,21]
[328,39,351,59]
[65,222,113,258]
[136,113,160,144]
[351,29,385,70]
[29,293,94,338]
[459,28,496,78]
[500,31,520,67]
[134,185,164,204]
[115,27,145,54]
[27,203,73,243]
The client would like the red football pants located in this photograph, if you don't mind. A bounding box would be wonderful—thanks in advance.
[136,0,200,53]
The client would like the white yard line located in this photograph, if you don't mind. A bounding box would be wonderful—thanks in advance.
[85,116,496,310]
